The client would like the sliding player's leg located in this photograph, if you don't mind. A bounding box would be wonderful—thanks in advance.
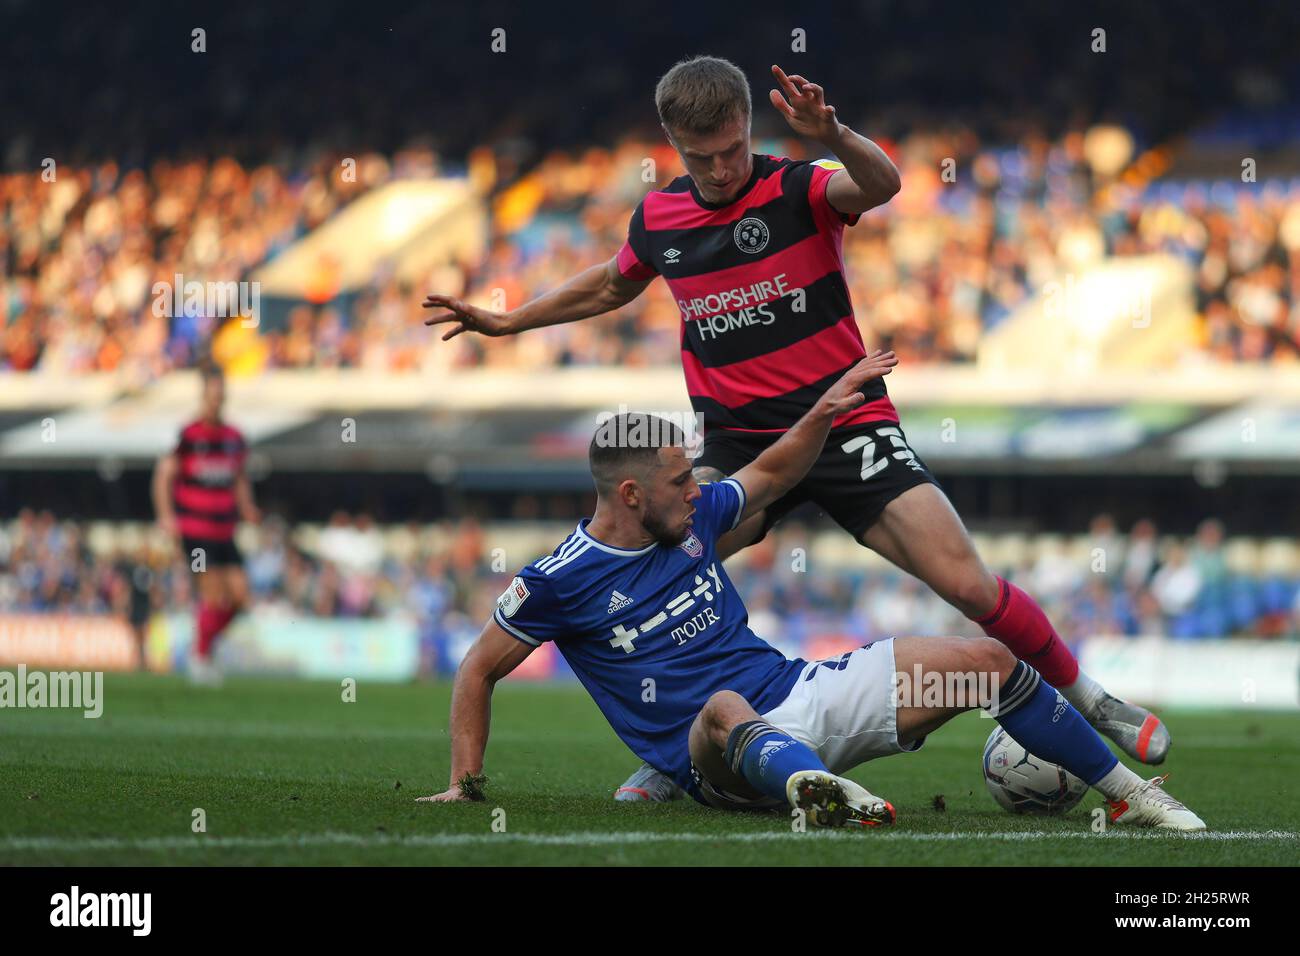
[686,690,893,827]
[861,483,1171,765]
[686,690,775,807]
[888,636,1204,830]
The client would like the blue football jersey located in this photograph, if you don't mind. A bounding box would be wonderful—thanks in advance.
[493,478,806,792]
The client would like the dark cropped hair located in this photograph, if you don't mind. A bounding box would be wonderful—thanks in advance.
[589,413,686,495]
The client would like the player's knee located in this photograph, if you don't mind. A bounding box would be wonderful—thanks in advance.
[224,570,250,606]
[971,637,1017,685]
[701,690,754,739]
[947,566,1000,618]
[703,689,748,717]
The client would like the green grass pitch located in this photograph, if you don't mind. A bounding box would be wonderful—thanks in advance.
[2,674,1297,866]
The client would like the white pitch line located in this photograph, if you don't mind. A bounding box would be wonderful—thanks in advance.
[1,829,1295,853]
[4,718,1293,751]
[0,716,599,745]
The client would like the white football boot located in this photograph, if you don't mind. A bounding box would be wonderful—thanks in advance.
[613,762,684,802]
[1106,774,1206,831]
[786,770,895,828]
[188,654,223,687]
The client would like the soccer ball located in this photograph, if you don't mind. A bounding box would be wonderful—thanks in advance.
[982,727,1088,815]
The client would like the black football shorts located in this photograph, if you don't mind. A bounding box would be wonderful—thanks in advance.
[180,536,243,569]
[694,419,941,542]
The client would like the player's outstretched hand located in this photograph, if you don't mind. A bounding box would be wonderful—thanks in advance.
[769,65,841,142]
[818,349,898,416]
[422,293,513,340]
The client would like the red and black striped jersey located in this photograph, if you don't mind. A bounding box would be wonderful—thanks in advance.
[617,153,897,434]
[173,420,246,542]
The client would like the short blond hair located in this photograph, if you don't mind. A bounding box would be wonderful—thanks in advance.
[654,55,751,137]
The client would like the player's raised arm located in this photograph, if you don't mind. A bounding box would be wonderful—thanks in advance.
[729,350,898,522]
[422,255,653,342]
[769,64,901,216]
[416,619,535,802]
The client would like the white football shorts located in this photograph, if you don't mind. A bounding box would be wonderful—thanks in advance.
[761,637,925,774]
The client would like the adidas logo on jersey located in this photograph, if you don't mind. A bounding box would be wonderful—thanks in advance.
[607,590,634,614]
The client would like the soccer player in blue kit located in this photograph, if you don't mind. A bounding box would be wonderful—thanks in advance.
[418,353,1204,830]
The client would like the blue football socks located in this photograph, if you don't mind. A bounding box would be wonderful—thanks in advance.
[988,661,1118,785]
[724,720,828,802]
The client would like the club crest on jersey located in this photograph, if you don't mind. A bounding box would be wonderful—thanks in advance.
[679,532,703,558]
[497,576,530,618]
[733,217,769,254]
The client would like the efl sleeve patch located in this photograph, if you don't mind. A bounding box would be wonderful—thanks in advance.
[496,576,531,619]
[807,159,861,228]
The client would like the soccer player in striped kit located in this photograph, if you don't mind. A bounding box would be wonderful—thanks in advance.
[152,366,260,685]
[423,57,1170,802]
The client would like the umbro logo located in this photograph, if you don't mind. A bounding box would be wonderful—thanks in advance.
[607,590,634,613]
[663,248,682,263]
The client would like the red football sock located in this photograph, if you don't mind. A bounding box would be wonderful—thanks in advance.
[196,603,223,660]
[214,605,239,633]
[973,576,1079,688]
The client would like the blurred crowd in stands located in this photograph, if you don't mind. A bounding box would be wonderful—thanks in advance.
[0,150,435,379]
[6,2,1299,375]
[4,509,1298,672]
[5,126,1299,377]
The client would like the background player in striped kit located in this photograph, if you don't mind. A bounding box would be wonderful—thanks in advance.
[152,366,260,684]
[422,56,1171,802]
